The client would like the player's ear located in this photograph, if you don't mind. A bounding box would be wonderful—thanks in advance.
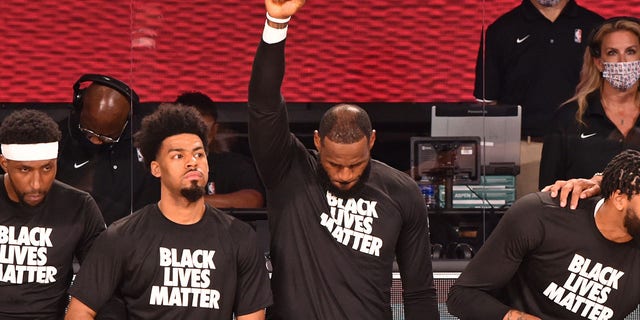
[150,161,161,178]
[0,155,7,172]
[612,190,628,211]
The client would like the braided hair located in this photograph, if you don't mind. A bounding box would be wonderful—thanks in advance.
[601,149,640,199]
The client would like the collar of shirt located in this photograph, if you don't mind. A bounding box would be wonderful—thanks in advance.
[521,0,579,22]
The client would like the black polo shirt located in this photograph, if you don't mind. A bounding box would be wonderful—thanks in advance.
[474,0,603,137]
[539,91,640,188]
[56,115,152,225]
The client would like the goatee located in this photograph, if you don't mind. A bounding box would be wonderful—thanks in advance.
[181,181,205,202]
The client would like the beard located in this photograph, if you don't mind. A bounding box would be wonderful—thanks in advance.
[7,176,46,207]
[624,207,640,240]
[180,180,205,203]
[316,160,371,199]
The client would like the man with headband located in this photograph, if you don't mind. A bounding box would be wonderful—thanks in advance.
[0,109,106,318]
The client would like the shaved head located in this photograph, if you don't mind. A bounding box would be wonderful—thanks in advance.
[79,83,131,142]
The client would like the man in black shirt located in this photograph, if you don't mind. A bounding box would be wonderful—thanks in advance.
[448,149,640,319]
[248,1,438,319]
[475,0,603,197]
[0,109,105,318]
[57,74,151,225]
[66,104,271,320]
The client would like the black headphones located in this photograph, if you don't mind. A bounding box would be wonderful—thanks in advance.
[72,74,140,113]
[588,16,640,57]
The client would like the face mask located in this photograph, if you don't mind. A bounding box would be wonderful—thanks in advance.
[536,0,561,7]
[602,60,640,91]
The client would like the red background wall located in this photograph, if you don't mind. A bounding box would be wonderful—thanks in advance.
[1,1,637,103]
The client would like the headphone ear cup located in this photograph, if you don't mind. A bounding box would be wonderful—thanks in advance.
[454,243,474,260]
[73,88,84,114]
[430,243,443,260]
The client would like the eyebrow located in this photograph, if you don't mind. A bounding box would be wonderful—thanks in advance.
[167,146,205,153]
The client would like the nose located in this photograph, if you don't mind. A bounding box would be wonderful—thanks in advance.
[336,167,354,183]
[88,135,104,145]
[30,171,42,190]
[186,154,198,167]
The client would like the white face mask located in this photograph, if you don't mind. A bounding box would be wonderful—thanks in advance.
[602,60,640,91]
[536,0,561,7]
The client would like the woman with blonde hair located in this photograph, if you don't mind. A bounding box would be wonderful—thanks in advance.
[539,17,640,189]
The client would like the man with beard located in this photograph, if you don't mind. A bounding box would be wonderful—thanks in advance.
[65,104,272,320]
[247,1,438,319]
[0,109,105,318]
[447,149,640,320]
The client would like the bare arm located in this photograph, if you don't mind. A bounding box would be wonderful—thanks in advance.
[64,297,97,320]
[540,174,602,209]
[502,309,541,320]
[237,309,266,320]
[204,189,264,208]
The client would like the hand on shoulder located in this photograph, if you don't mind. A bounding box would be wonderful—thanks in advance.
[540,175,602,210]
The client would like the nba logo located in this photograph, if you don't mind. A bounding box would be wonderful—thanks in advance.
[207,181,216,195]
[574,28,582,43]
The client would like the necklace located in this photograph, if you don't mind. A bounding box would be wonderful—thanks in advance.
[601,97,639,126]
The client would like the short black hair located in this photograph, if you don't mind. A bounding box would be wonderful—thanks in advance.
[318,104,372,144]
[0,109,61,144]
[601,149,640,199]
[175,91,218,120]
[134,103,209,168]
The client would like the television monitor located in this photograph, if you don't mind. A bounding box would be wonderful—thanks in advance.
[410,136,481,185]
[431,104,521,175]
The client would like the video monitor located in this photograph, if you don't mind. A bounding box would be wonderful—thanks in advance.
[431,104,521,175]
[410,136,481,185]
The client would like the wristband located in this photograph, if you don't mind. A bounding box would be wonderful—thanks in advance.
[266,12,291,24]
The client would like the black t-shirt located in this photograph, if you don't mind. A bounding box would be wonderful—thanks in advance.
[474,0,603,137]
[68,204,272,319]
[539,92,640,188]
[0,178,105,319]
[248,39,438,320]
[448,193,640,319]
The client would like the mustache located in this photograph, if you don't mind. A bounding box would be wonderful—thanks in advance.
[184,168,204,175]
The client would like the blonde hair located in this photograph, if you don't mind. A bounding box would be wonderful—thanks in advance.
[568,18,640,126]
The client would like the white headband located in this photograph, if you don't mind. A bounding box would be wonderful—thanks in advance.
[1,142,59,161]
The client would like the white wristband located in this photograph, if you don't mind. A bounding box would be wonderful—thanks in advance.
[263,20,288,44]
[266,12,291,24]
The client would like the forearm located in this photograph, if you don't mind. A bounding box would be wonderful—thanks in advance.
[64,297,97,320]
[403,288,439,319]
[503,309,541,320]
[248,38,286,112]
[204,189,264,208]
[237,309,266,320]
[447,286,511,319]
[248,25,296,187]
